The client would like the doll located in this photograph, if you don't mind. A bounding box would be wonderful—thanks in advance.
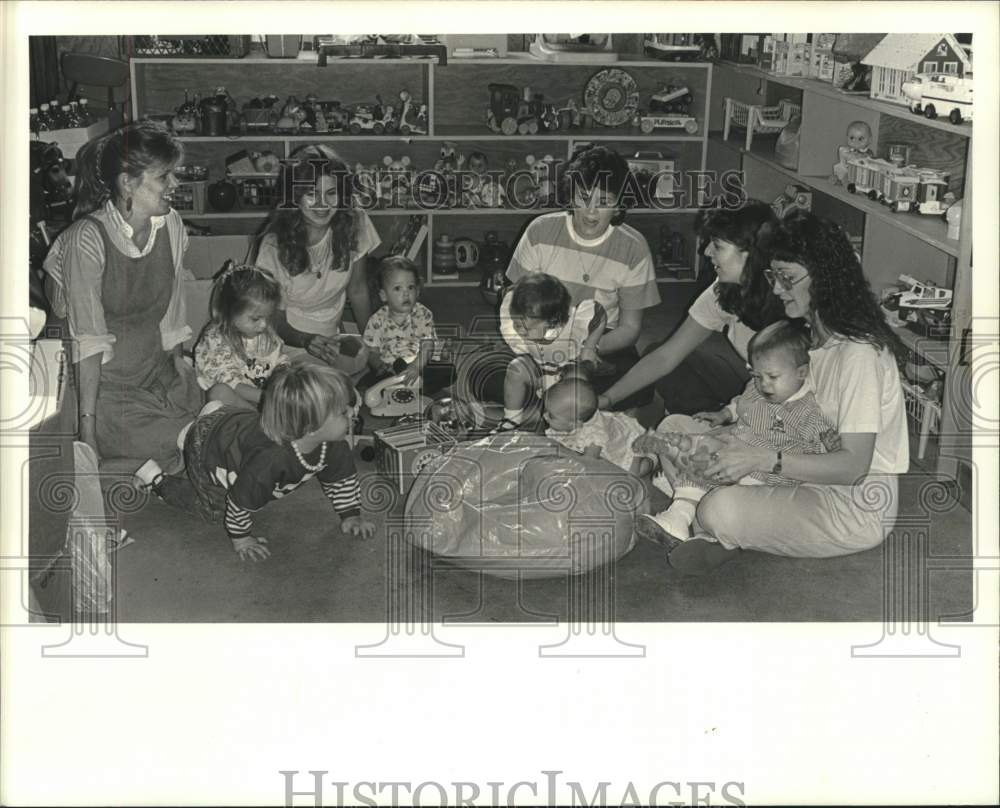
[830,120,873,185]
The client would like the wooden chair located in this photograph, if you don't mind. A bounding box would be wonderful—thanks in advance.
[723,97,801,151]
[60,52,130,119]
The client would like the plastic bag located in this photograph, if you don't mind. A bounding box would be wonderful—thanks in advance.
[404,432,647,579]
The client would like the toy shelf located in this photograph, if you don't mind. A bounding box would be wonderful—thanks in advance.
[706,58,973,487]
[710,133,961,257]
[132,53,714,288]
[715,61,972,138]
[438,126,704,141]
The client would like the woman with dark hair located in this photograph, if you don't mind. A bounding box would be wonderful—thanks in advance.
[598,199,784,414]
[253,144,380,376]
[43,121,204,472]
[502,144,661,413]
[649,211,909,574]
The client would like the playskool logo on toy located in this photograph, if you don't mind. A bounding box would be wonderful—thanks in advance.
[279,157,748,213]
[280,770,748,807]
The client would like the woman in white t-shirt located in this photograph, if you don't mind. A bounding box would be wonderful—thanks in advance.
[598,201,785,414]
[648,212,910,575]
[254,145,380,376]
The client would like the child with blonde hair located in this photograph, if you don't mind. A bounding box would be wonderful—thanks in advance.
[135,364,374,561]
[195,261,288,409]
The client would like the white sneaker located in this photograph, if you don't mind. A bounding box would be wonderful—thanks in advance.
[134,459,164,490]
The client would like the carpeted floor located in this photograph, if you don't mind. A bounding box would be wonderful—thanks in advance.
[100,285,974,623]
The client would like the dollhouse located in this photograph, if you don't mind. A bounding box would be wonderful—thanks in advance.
[862,34,972,105]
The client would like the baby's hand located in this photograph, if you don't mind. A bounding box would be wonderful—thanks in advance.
[342,515,376,539]
[232,535,271,562]
[401,362,422,386]
[693,409,731,427]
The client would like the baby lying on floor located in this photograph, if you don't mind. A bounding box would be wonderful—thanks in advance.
[543,376,657,479]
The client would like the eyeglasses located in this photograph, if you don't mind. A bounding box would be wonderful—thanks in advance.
[763,268,810,291]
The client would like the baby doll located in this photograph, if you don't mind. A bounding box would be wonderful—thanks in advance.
[544,377,656,479]
[831,120,873,185]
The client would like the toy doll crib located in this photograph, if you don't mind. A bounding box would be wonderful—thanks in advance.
[722,97,801,151]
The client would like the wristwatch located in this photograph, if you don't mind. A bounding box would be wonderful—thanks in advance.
[771,449,783,475]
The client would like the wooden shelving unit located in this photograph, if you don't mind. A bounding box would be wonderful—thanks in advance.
[707,60,973,487]
[131,55,715,287]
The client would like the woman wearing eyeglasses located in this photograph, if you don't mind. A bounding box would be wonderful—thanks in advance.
[657,211,909,574]
[598,200,785,415]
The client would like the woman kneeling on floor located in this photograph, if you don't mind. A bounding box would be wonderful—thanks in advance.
[136,364,375,561]
[641,211,909,575]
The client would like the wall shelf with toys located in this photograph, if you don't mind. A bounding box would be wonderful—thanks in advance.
[705,55,973,484]
[130,55,714,288]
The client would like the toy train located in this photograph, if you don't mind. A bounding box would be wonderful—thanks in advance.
[844,154,951,214]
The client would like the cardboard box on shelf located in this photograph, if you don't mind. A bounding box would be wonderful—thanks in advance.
[41,117,109,159]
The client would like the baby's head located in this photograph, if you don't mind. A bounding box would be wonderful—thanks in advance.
[746,319,811,404]
[846,120,872,152]
[544,377,598,433]
[260,364,357,445]
[375,255,421,316]
[211,262,281,342]
[508,273,571,343]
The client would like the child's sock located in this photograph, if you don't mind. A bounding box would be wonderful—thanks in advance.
[660,487,705,540]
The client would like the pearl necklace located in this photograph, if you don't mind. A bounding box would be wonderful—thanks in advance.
[292,440,327,472]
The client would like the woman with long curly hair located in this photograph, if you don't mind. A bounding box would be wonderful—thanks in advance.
[642,211,909,574]
[42,121,204,471]
[253,144,379,376]
[598,199,785,414]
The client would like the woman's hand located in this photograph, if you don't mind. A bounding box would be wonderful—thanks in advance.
[693,409,731,427]
[231,535,271,562]
[597,393,612,410]
[703,434,774,484]
[342,515,376,539]
[305,334,341,365]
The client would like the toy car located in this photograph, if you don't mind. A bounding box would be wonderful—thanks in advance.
[346,97,396,135]
[901,72,974,124]
[648,84,694,114]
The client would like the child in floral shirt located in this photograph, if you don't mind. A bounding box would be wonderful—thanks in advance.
[194,262,288,408]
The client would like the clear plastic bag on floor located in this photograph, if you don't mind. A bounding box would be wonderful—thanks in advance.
[404,431,648,579]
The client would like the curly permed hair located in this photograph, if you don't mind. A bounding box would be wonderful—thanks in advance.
[761,210,905,359]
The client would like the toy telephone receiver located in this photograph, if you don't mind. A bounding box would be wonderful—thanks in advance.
[364,371,432,418]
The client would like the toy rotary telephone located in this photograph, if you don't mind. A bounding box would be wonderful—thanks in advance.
[364,371,432,418]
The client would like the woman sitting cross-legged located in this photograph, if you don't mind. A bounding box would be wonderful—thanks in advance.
[640,211,910,575]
